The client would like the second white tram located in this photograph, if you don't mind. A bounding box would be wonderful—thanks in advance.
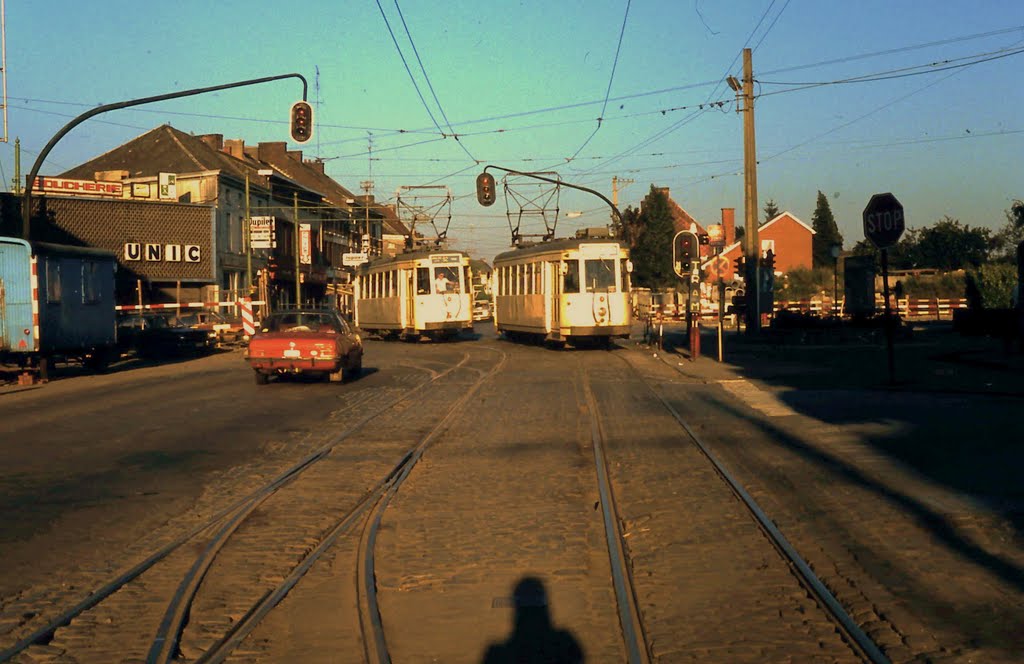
[354,250,473,340]
[493,238,632,345]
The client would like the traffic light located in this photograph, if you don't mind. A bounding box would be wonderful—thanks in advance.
[734,254,745,277]
[699,233,710,245]
[290,101,313,143]
[476,172,496,206]
[672,230,699,278]
[764,248,776,272]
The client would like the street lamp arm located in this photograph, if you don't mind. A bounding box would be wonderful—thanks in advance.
[482,164,622,229]
[22,73,309,240]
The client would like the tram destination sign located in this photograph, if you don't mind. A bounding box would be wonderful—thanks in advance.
[863,192,905,250]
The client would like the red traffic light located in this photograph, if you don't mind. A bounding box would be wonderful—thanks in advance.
[672,230,699,278]
[476,172,496,207]
[290,101,313,143]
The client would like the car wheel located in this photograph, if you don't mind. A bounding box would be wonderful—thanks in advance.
[254,371,269,385]
[344,354,362,381]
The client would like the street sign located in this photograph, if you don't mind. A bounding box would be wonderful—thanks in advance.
[863,192,905,249]
[343,252,369,266]
[249,216,276,249]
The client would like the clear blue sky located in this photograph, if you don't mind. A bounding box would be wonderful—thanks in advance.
[3,1,1022,261]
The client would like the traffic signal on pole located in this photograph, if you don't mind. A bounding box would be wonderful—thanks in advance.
[734,254,745,277]
[764,248,775,272]
[673,230,699,278]
[290,101,313,143]
[476,172,496,206]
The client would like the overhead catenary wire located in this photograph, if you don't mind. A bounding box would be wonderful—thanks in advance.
[564,0,632,164]
[392,0,478,165]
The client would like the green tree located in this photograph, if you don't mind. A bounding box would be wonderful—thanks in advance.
[811,191,843,268]
[911,216,990,270]
[763,199,780,223]
[630,186,676,289]
[990,200,1024,263]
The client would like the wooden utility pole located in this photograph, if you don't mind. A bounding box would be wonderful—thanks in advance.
[611,176,633,239]
[741,48,760,332]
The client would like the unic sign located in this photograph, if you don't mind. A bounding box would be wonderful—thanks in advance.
[124,243,201,262]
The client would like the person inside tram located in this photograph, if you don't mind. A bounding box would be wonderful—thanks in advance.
[434,268,458,293]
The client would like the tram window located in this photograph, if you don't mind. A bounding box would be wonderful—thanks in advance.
[584,259,617,292]
[563,261,580,293]
[417,268,430,294]
[463,266,471,293]
[620,259,631,292]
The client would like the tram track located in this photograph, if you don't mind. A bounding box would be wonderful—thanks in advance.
[1,348,506,663]
[597,345,888,662]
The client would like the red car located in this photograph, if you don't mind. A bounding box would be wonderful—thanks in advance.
[245,309,363,385]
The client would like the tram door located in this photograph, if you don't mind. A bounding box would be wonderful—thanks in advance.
[405,270,416,330]
[548,261,561,333]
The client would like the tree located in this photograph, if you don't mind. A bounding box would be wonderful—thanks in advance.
[762,199,780,223]
[990,200,1024,263]
[630,186,676,289]
[810,190,843,268]
[912,216,990,270]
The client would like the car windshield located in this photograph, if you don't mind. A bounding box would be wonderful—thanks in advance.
[262,313,338,333]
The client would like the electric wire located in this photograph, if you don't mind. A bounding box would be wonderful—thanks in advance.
[565,0,631,163]
[393,0,478,164]
[375,0,445,138]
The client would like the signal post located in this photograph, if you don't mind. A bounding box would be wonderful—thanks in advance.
[673,230,700,361]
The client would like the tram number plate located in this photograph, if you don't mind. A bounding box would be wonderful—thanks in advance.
[431,255,460,264]
[283,349,302,358]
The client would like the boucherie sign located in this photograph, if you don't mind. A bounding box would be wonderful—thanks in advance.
[32,176,123,197]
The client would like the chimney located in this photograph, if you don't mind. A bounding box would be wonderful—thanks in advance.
[306,160,325,175]
[287,150,303,163]
[257,142,288,163]
[223,139,245,160]
[721,208,736,246]
[197,134,223,151]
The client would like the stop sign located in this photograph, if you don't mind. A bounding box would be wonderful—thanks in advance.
[862,192,905,249]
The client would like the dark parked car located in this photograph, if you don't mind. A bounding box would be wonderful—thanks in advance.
[174,311,245,346]
[117,313,214,359]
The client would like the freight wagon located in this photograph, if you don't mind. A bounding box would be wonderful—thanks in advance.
[0,237,118,380]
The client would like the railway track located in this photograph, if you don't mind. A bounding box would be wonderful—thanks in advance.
[592,346,888,662]
[1,348,506,663]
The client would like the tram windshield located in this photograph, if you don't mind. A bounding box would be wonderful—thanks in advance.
[433,266,460,293]
[584,259,617,292]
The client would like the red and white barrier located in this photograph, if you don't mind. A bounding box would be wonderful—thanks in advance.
[240,298,256,337]
[115,300,266,312]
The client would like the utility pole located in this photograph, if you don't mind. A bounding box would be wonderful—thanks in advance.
[12,137,20,194]
[294,192,301,306]
[611,176,633,238]
[244,172,252,295]
[360,179,373,255]
[729,48,760,333]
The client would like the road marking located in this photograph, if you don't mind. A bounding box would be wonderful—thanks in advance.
[718,379,797,417]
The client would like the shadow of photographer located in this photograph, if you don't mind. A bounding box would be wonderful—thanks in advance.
[481,576,584,664]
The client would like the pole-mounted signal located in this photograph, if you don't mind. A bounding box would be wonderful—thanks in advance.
[476,172,496,206]
[290,101,313,144]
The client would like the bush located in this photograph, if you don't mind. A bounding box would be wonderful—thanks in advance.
[775,267,834,301]
[900,272,964,299]
[965,264,1016,309]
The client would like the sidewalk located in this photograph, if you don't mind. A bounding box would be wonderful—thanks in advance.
[638,321,1024,397]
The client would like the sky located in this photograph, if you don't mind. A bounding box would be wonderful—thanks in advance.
[2,1,1022,262]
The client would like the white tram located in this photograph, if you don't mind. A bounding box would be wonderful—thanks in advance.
[493,238,632,345]
[354,249,474,340]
